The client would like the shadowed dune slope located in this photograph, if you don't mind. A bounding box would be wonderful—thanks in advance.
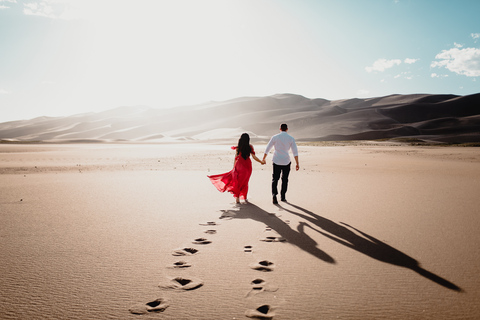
[1,93,479,143]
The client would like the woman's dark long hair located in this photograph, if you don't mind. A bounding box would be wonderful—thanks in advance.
[237,133,251,160]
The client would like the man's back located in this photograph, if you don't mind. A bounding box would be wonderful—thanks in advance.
[265,131,298,166]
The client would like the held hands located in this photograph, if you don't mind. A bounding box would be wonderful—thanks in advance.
[258,158,296,168]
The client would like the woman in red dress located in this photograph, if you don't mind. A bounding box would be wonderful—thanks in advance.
[208,133,264,203]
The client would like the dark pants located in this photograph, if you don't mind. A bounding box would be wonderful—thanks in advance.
[272,162,291,198]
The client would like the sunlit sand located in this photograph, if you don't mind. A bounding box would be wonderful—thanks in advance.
[1,142,479,319]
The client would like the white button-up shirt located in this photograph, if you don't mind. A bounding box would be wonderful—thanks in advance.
[264,131,298,165]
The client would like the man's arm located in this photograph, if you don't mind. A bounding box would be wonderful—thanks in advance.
[291,139,299,171]
[263,136,275,163]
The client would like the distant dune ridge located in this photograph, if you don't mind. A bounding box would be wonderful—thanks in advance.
[1,93,479,143]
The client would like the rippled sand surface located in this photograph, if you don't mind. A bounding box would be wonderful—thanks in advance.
[1,143,479,319]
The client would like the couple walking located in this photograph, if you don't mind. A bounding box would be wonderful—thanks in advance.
[208,124,299,204]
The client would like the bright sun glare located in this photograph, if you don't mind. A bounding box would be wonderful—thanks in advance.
[62,1,317,110]
[30,0,339,115]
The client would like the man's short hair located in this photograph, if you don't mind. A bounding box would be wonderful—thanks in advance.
[280,124,288,131]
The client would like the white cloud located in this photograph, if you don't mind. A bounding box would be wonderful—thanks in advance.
[23,2,56,18]
[431,73,448,78]
[23,0,85,19]
[404,58,419,64]
[431,47,480,77]
[0,0,15,9]
[394,71,413,80]
[454,42,463,48]
[0,0,17,5]
[365,58,402,72]
[21,0,164,20]
[472,33,480,43]
[0,89,9,94]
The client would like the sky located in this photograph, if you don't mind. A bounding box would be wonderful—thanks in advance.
[0,0,479,122]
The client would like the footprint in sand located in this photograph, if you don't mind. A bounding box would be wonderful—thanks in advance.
[199,221,219,226]
[129,298,169,314]
[169,261,192,269]
[246,279,279,297]
[250,260,275,272]
[245,304,275,319]
[172,247,199,256]
[244,245,253,253]
[251,278,266,290]
[204,229,217,234]
[192,237,212,245]
[159,276,204,291]
[260,236,287,243]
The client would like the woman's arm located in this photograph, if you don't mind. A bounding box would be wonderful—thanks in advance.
[251,153,264,164]
[233,149,238,167]
[249,145,264,165]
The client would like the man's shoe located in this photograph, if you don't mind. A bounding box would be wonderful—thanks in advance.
[272,195,278,204]
[281,198,287,202]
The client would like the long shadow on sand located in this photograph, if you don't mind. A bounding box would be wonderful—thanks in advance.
[279,203,462,292]
[220,203,335,264]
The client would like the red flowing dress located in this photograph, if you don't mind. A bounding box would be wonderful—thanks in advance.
[208,145,255,200]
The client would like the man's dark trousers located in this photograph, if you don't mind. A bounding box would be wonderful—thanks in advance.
[272,162,291,199]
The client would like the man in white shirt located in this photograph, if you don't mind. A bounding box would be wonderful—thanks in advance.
[262,124,299,204]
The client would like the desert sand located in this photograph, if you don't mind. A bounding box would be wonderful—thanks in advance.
[1,142,479,319]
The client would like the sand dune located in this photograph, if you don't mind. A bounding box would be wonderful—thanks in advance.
[1,93,479,143]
